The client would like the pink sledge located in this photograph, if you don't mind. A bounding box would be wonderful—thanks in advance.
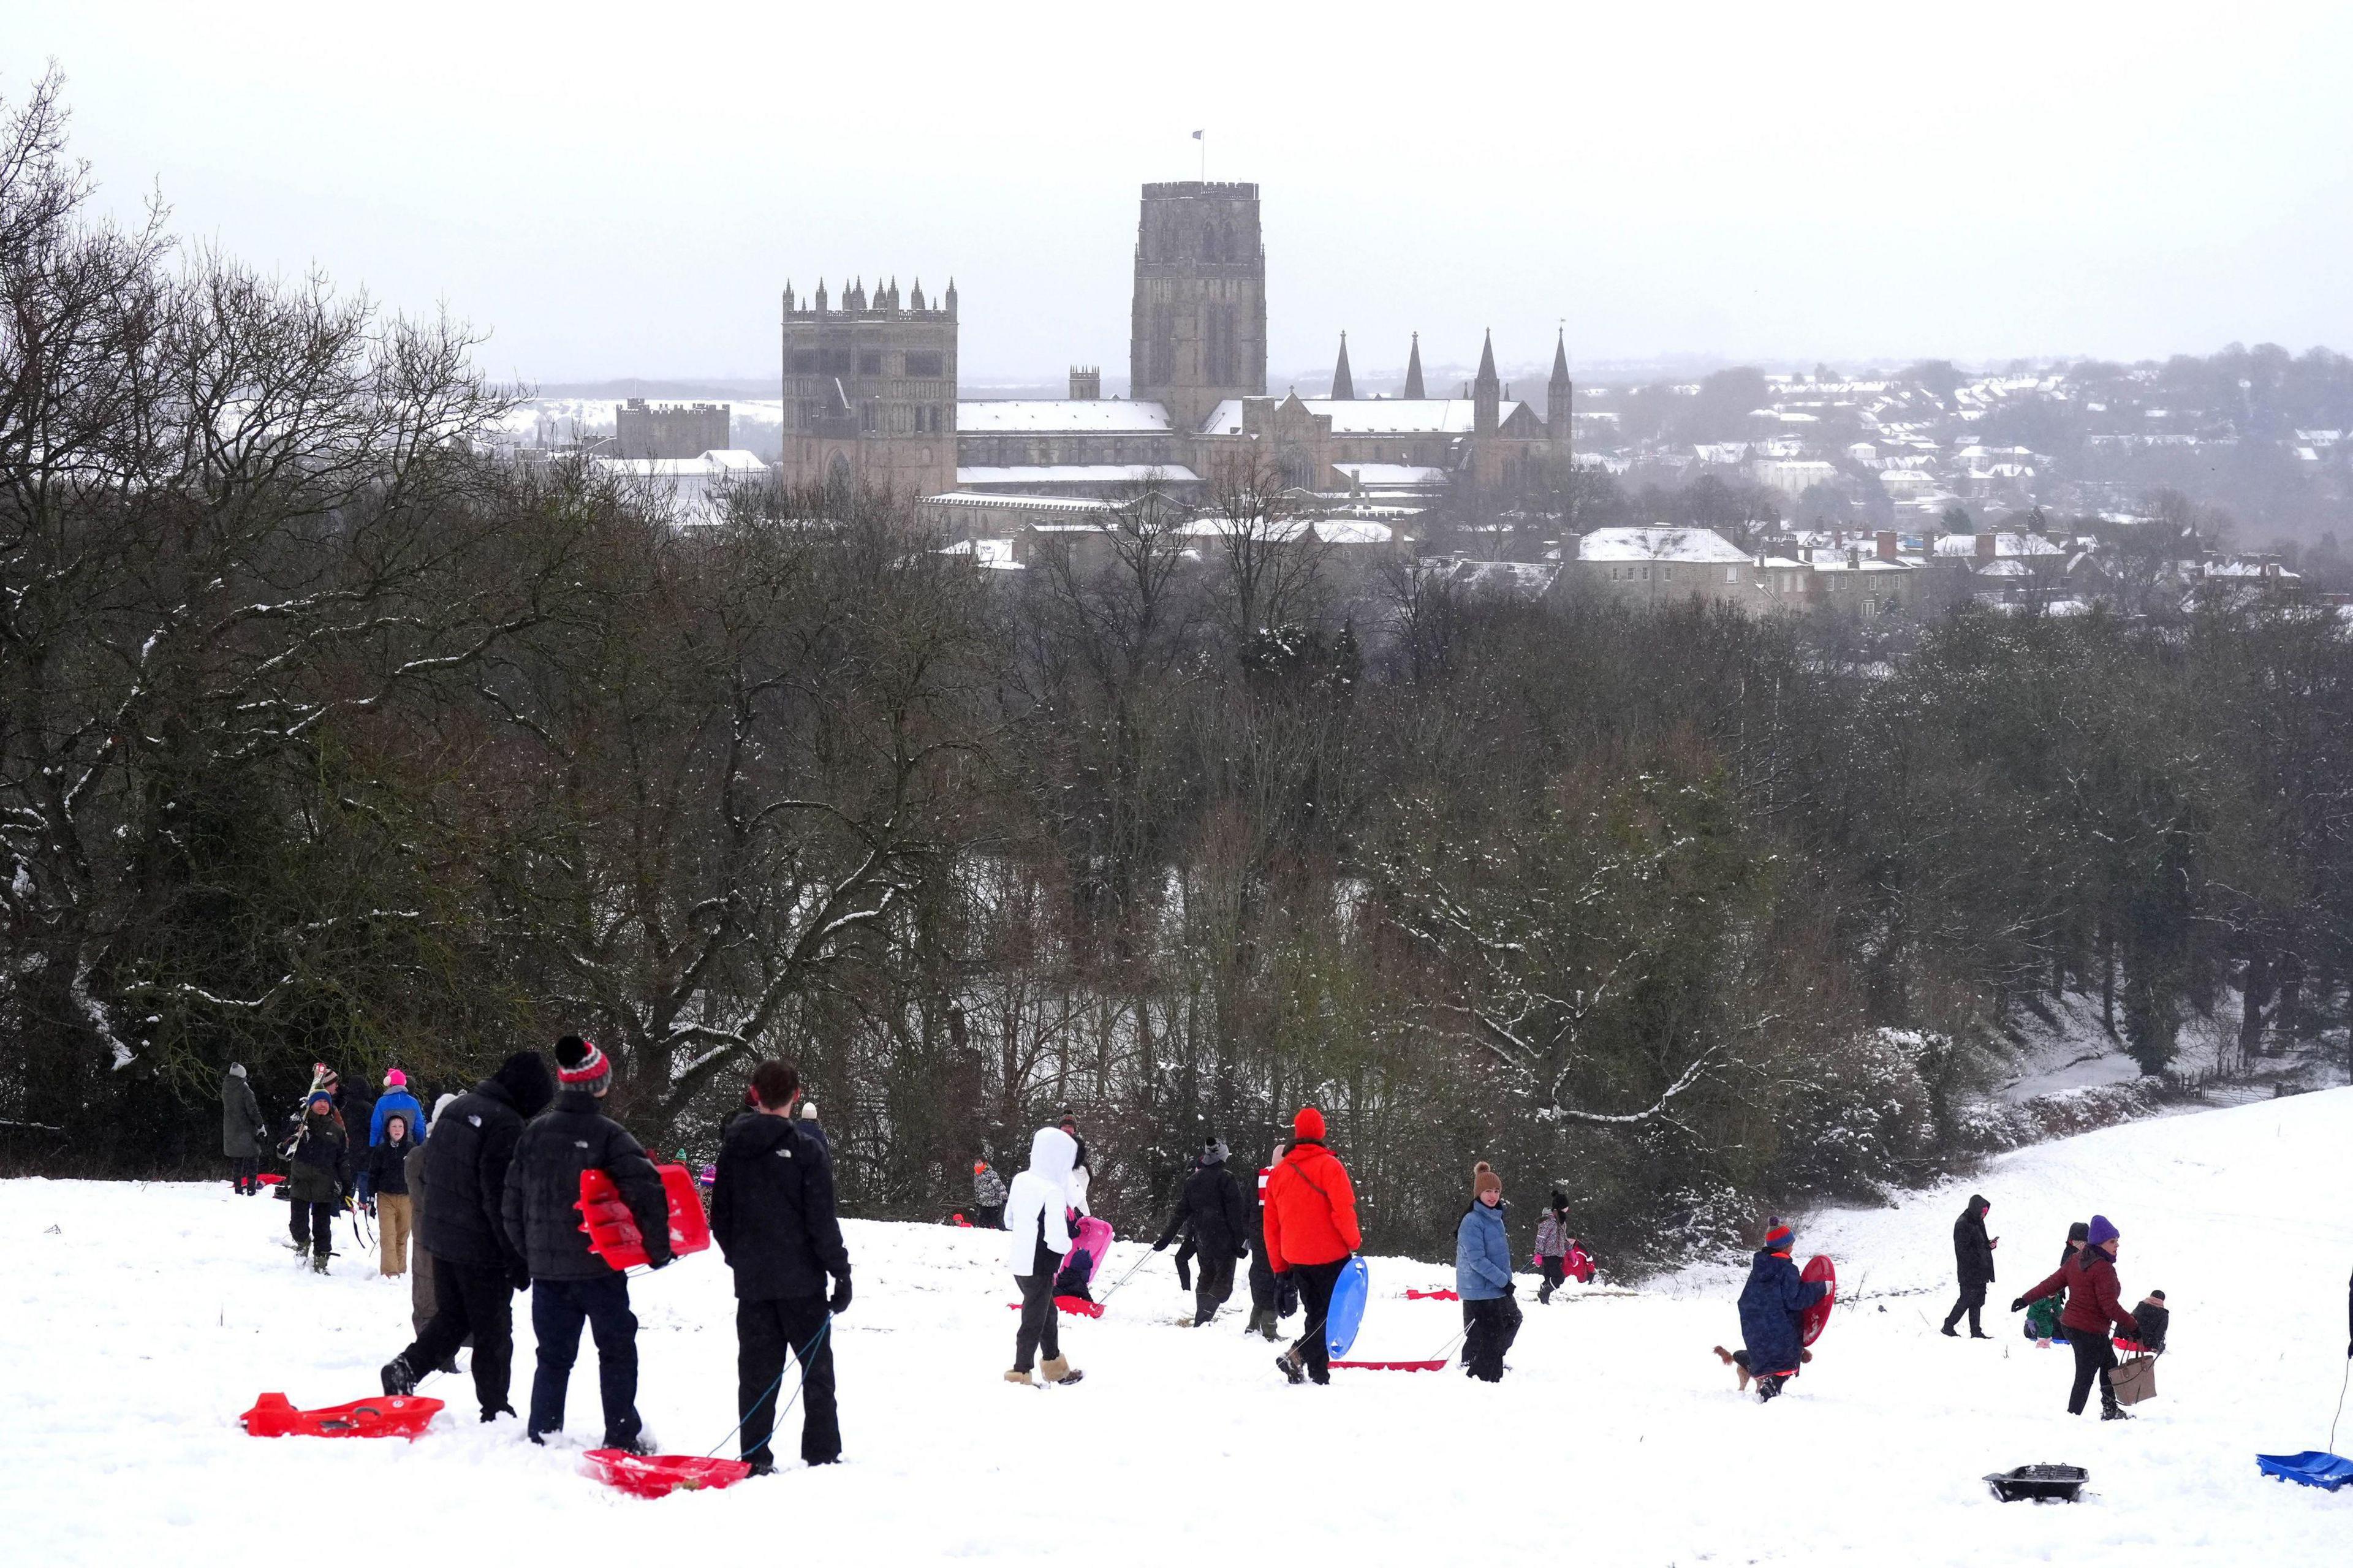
[584,1448,752,1498]
[241,1392,443,1439]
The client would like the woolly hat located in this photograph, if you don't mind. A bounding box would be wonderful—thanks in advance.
[492,1050,556,1117]
[1472,1161,1501,1200]
[2086,1214,2119,1248]
[429,1091,459,1132]
[1293,1105,1326,1141]
[307,1089,333,1108]
[2066,1221,2090,1244]
[229,1062,246,1079]
[974,1161,989,1175]
[1763,1221,1795,1254]
[384,1069,407,1089]
[800,1101,819,1120]
[554,1034,609,1089]
[1202,1138,1230,1166]
[1549,1188,1568,1212]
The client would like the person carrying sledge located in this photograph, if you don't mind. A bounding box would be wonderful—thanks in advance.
[2012,1213,2139,1420]
[1155,1138,1253,1327]
[501,1036,672,1451]
[286,1089,348,1272]
[2022,1221,2088,1346]
[381,1050,556,1423]
[1264,1107,1362,1386]
[1243,1143,1296,1341]
[368,1113,420,1277]
[1734,1221,1827,1403]
[1533,1190,1574,1305]
[1940,1193,1998,1339]
[221,1063,268,1195]
[1457,1162,1521,1381]
[971,1161,1007,1229]
[710,1059,852,1472]
[1004,1124,1085,1387]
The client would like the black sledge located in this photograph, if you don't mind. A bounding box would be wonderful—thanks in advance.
[1984,1464,2088,1503]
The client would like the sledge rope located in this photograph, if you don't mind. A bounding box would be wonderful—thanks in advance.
[705,1312,834,1461]
[1091,1249,1155,1307]
[2332,1356,2349,1456]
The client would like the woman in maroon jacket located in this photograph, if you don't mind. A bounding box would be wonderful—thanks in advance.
[2013,1213,2140,1419]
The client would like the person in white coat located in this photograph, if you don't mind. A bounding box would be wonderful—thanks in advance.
[1004,1126,1085,1386]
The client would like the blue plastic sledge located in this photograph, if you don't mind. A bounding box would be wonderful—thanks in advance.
[2255,1451,2353,1491]
[1324,1256,1370,1360]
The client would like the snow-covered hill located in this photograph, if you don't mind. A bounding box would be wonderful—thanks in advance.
[7,1091,2351,1566]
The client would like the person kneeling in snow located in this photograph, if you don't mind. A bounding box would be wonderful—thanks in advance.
[711,1059,851,1472]
[1457,1162,1521,1381]
[1004,1126,1085,1387]
[1733,1221,1826,1403]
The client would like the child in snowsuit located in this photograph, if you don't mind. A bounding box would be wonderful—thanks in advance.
[1004,1125,1084,1385]
[2121,1289,2169,1355]
[369,1115,419,1276]
[971,1161,1007,1230]
[1533,1191,1572,1304]
[1734,1221,1827,1402]
[2023,1222,2089,1346]
[2013,1213,2140,1419]
[286,1091,347,1271]
[1456,1162,1521,1381]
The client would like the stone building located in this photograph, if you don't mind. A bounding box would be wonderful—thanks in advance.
[777,276,958,496]
[615,398,730,460]
[1130,181,1267,433]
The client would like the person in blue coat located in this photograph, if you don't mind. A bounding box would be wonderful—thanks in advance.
[1455,1162,1521,1382]
[1735,1221,1827,1402]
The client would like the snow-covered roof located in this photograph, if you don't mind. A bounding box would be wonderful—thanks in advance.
[955,400,1173,433]
[591,449,769,477]
[1576,527,1751,564]
[939,537,1023,570]
[956,465,1200,486]
[922,490,1108,515]
[1447,559,1559,596]
[1197,398,1525,437]
[1931,531,2065,559]
[1333,463,1449,486]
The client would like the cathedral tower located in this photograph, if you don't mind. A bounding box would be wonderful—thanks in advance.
[779,274,958,497]
[1130,181,1266,431]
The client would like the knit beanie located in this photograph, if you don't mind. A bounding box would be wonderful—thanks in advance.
[2066,1221,2090,1244]
[1202,1138,1229,1165]
[307,1089,333,1108]
[1472,1161,1501,1200]
[492,1050,556,1117]
[384,1068,407,1089]
[2086,1214,2119,1248]
[229,1062,246,1079]
[1764,1222,1795,1254]
[430,1092,459,1132]
[1549,1189,1567,1212]
[1293,1105,1326,1142]
[554,1034,610,1091]
[800,1101,819,1121]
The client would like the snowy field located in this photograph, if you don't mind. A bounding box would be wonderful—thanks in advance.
[6,1091,2351,1566]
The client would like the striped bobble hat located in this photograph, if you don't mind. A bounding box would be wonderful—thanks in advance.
[1764,1221,1795,1254]
[555,1034,610,1088]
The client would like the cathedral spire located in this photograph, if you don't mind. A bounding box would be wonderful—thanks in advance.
[1330,331,1354,400]
[1547,327,1573,445]
[1403,331,1425,400]
[1473,329,1500,437]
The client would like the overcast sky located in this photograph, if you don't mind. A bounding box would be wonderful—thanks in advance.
[10,1,2351,387]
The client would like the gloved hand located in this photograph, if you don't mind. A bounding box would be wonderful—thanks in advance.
[510,1263,532,1292]
[1152,1239,1167,1251]
[828,1276,852,1316]
[2009,1297,2026,1312]
[646,1251,673,1271]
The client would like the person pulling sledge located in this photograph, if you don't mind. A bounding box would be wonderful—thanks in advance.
[2012,1213,2139,1420]
[1730,1221,1827,1403]
[1155,1138,1252,1327]
[1004,1124,1085,1386]
[1940,1193,1998,1339]
[1457,1162,1521,1381]
[1264,1107,1362,1386]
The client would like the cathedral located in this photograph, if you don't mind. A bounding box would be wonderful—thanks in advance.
[778,181,1569,511]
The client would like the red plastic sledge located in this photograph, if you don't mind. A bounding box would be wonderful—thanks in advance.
[1405,1288,1460,1301]
[1800,1254,1836,1346]
[241,1392,444,1439]
[257,1172,285,1186]
[577,1163,711,1271]
[584,1448,752,1498]
[1331,1359,1449,1371]
[1007,1296,1105,1319]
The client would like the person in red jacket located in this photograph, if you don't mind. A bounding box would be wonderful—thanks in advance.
[1262,1105,1362,1386]
[2012,1212,2140,1420]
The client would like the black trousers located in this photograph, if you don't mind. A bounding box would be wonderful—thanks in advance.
[1013,1270,1061,1371]
[1944,1282,1988,1334]
[737,1295,838,1465]
[1287,1259,1347,1383]
[1463,1293,1523,1382]
[1537,1256,1566,1302]
[400,1257,516,1416]
[1174,1236,1195,1292]
[2067,1330,2118,1415]
[229,1156,259,1193]
[528,1274,641,1447]
[290,1199,335,1254]
[974,1203,1004,1230]
[1194,1251,1238,1324]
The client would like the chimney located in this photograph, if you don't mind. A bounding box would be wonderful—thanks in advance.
[1974,531,1996,565]
[1847,545,1862,569]
[1069,366,1100,400]
[1876,529,1898,562]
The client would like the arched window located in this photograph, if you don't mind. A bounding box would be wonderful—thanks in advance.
[827,451,853,496]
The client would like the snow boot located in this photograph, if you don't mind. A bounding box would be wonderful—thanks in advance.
[1003,1368,1036,1387]
[1040,1356,1083,1386]
[310,1249,329,1274]
[381,1355,419,1398]
[1939,1324,1958,1338]
[1754,1374,1786,1403]
[480,1403,516,1424]
[1276,1349,1305,1385]
[1969,1331,1992,1340]
[2101,1402,2132,1422]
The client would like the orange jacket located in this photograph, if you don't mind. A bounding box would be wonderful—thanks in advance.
[1262,1139,1361,1270]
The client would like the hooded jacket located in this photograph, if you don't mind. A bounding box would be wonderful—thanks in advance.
[710,1112,849,1301]
[417,1054,554,1271]
[221,1069,265,1159]
[1952,1194,1996,1287]
[2024,1245,2139,1339]
[1737,1247,1827,1376]
[503,1088,671,1280]
[372,1088,426,1148]
[286,1107,347,1203]
[1533,1208,1571,1260]
[1456,1199,1514,1301]
[1262,1138,1361,1271]
[1004,1127,1078,1277]
[972,1165,1007,1207]
[1157,1148,1252,1258]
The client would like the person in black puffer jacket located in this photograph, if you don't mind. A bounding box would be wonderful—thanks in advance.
[1154,1138,1253,1327]
[381,1050,554,1422]
[711,1060,851,1472]
[1941,1193,1998,1338]
[286,1091,347,1271]
[504,1036,670,1452]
